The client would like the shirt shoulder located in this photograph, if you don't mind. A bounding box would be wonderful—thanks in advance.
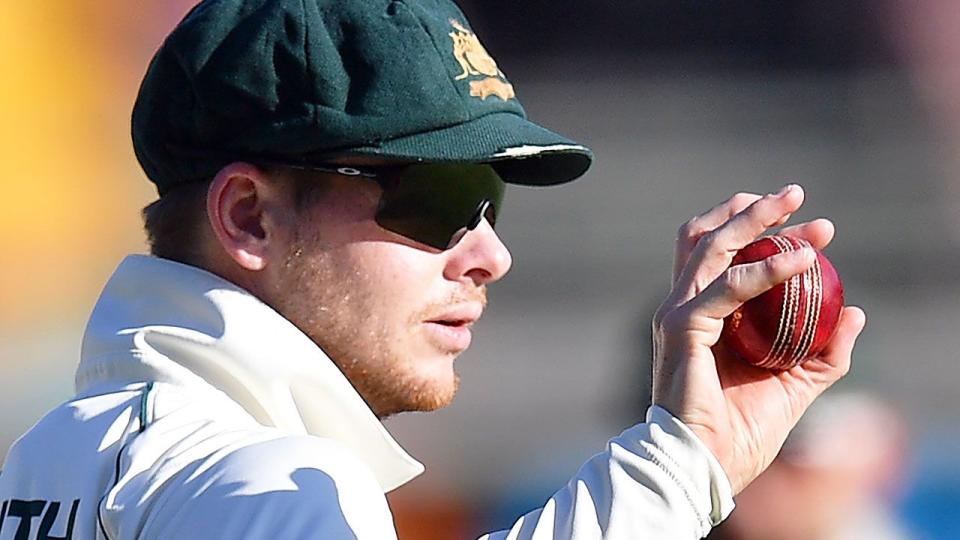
[98,383,399,539]
[134,434,397,539]
[152,435,395,538]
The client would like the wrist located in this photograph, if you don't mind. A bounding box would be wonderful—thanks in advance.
[645,405,736,525]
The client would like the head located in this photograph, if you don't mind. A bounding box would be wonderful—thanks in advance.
[135,0,593,416]
[144,161,511,417]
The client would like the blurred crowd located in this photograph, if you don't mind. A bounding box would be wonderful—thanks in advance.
[709,392,912,540]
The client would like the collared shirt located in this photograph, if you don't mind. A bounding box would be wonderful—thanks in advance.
[0,256,732,539]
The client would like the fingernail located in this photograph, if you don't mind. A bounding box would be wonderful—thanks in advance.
[776,184,798,197]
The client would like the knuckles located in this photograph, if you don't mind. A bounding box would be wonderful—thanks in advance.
[677,192,756,242]
[729,192,759,209]
[656,305,690,335]
[762,253,788,276]
[677,217,703,244]
[697,229,728,259]
[676,192,760,255]
[718,268,745,298]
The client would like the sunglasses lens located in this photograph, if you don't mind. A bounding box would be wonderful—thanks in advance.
[375,164,506,249]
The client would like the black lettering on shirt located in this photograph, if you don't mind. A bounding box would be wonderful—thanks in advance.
[7,500,45,540]
[0,499,80,540]
[38,499,79,540]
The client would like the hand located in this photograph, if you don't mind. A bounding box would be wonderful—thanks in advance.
[651,184,867,494]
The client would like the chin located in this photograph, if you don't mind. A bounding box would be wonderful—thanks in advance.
[374,368,460,418]
[406,364,461,410]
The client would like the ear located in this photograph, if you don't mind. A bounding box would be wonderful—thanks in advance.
[206,162,287,271]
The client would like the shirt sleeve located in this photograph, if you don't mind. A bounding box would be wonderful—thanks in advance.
[478,406,735,540]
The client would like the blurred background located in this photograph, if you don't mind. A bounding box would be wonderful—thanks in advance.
[2,1,959,538]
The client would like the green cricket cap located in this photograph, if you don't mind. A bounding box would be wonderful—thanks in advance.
[132,0,593,195]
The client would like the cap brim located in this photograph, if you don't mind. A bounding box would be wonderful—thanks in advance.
[342,112,593,186]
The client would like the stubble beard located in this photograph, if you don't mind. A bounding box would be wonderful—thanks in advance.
[274,238,464,418]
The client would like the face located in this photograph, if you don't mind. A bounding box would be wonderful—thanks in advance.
[264,172,512,417]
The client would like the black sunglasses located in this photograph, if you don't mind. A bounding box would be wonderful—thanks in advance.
[274,162,506,250]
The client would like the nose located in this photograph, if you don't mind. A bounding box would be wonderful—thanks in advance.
[443,218,512,286]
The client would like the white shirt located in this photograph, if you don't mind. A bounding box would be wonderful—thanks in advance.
[0,255,733,539]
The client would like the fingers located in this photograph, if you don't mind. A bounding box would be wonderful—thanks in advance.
[674,192,762,282]
[681,246,816,322]
[669,185,805,308]
[811,306,867,376]
[778,218,835,250]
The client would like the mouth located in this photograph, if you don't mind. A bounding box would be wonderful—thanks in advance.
[426,317,475,329]
[425,303,483,327]
[422,304,483,352]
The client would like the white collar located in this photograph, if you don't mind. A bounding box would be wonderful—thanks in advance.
[76,255,423,492]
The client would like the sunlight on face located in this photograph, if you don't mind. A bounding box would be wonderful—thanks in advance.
[267,175,496,417]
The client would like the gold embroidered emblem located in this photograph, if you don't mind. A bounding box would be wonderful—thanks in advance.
[449,19,515,101]
[470,79,515,101]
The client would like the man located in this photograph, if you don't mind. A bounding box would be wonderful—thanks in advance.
[0,0,865,538]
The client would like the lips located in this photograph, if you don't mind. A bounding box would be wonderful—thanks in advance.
[425,303,483,327]
[423,303,483,352]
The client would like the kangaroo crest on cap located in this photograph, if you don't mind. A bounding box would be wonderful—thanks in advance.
[448,19,515,101]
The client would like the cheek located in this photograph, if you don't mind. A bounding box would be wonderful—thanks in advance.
[340,242,446,324]
[294,195,451,338]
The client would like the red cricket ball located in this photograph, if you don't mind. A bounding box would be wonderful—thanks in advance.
[721,235,844,370]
